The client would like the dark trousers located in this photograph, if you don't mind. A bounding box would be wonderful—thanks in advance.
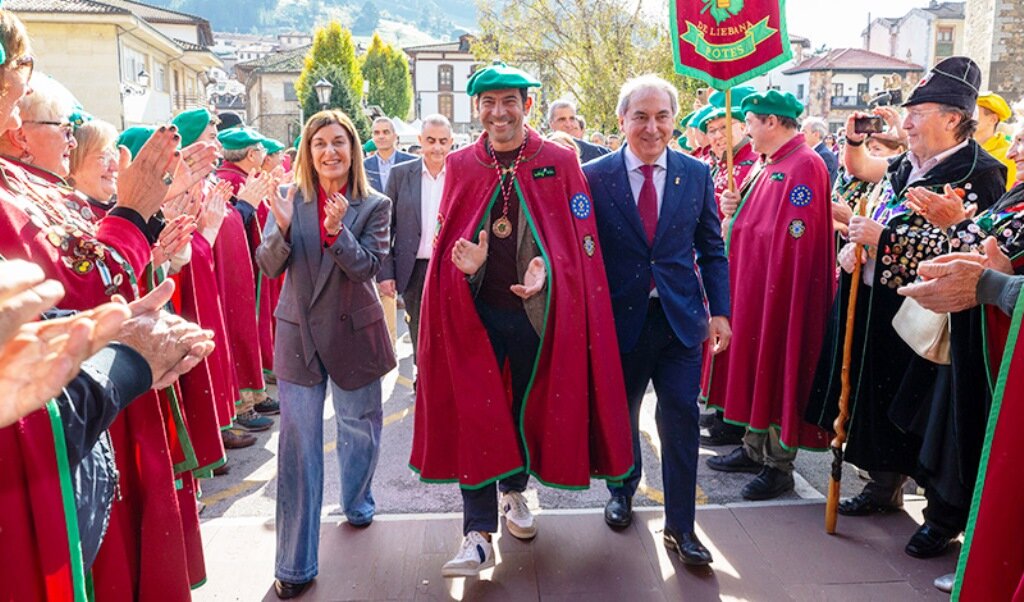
[608,299,702,534]
[860,470,907,506]
[461,300,540,535]
[401,259,429,365]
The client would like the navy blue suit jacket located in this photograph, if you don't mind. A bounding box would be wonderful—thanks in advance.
[814,142,838,187]
[364,150,416,193]
[575,137,610,163]
[584,147,730,353]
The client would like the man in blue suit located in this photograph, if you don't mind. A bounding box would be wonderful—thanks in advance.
[584,75,731,566]
[363,117,416,192]
[801,117,838,187]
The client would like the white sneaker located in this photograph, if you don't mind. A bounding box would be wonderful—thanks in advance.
[500,491,537,540]
[442,531,494,578]
[933,573,955,593]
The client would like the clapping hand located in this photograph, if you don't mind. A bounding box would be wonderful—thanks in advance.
[323,192,348,236]
[200,181,232,244]
[237,170,274,208]
[269,185,298,234]
[152,215,197,267]
[905,185,976,230]
[165,142,219,201]
[510,257,546,300]
[847,216,884,247]
[452,230,488,276]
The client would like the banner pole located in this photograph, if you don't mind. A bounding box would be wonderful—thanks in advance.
[725,88,736,193]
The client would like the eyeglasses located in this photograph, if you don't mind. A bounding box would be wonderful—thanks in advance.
[905,108,943,121]
[23,120,75,142]
[10,54,33,80]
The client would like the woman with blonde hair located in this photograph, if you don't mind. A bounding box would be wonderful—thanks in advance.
[68,118,119,210]
[256,109,395,599]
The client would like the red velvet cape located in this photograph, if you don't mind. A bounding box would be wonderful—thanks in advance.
[410,127,633,488]
[707,134,835,450]
[955,279,1024,601]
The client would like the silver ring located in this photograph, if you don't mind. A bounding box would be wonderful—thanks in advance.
[162,172,174,185]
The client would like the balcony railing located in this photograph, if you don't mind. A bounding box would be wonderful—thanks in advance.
[831,95,868,109]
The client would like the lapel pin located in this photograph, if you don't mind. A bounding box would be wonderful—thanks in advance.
[674,177,680,186]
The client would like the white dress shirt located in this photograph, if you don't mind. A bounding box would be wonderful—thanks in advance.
[623,146,668,215]
[416,163,446,259]
[907,139,969,185]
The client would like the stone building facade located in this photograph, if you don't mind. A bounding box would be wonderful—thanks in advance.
[966,0,1024,100]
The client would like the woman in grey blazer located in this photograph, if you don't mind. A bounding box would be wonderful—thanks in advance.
[256,110,396,599]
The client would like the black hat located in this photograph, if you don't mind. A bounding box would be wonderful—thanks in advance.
[903,56,981,112]
[216,112,244,131]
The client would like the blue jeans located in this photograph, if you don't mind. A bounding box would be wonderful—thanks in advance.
[274,374,383,582]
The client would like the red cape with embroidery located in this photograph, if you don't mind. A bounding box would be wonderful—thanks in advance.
[410,127,633,488]
[955,278,1024,601]
[707,134,835,450]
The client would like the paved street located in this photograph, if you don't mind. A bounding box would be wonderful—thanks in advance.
[198,309,916,520]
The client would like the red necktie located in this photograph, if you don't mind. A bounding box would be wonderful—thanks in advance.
[638,164,658,245]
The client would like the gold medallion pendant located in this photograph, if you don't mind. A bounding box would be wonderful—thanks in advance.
[492,216,513,239]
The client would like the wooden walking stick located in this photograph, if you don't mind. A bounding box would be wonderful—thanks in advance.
[825,191,869,534]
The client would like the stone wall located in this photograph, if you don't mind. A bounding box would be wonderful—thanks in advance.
[990,0,1024,100]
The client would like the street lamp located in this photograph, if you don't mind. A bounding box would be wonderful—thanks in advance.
[314,78,333,110]
[137,69,150,88]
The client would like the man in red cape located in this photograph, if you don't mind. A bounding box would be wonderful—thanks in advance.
[706,90,835,500]
[410,63,633,578]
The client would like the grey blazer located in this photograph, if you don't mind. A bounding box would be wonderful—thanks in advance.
[380,157,427,293]
[256,186,396,389]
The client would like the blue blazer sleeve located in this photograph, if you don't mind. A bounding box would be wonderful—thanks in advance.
[694,170,730,318]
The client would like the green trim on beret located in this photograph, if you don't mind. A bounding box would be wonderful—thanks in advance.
[261,137,286,154]
[173,108,214,147]
[117,126,156,159]
[217,126,264,151]
[362,138,377,153]
[466,61,540,97]
[741,90,804,120]
[679,111,696,129]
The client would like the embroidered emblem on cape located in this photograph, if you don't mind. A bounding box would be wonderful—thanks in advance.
[789,184,813,207]
[788,219,806,239]
[582,234,596,257]
[770,172,785,181]
[532,166,556,179]
[433,214,444,248]
[570,193,592,219]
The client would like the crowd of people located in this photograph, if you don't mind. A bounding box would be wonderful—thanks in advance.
[2,2,1023,598]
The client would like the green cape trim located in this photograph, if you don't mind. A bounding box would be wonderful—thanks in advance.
[952,288,1024,600]
[47,401,89,602]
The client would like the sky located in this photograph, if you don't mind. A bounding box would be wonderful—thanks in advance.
[783,0,934,49]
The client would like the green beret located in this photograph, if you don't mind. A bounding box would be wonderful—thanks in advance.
[677,135,689,150]
[466,61,540,97]
[697,106,748,133]
[117,126,156,159]
[173,108,215,147]
[217,126,264,151]
[293,135,302,149]
[708,86,758,109]
[679,111,696,129]
[690,105,715,131]
[741,90,804,120]
[362,138,377,153]
[261,137,286,154]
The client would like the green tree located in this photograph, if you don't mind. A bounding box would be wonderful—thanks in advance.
[301,63,372,143]
[474,0,703,134]
[295,21,364,111]
[361,33,413,119]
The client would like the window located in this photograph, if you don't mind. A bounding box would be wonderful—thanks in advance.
[154,63,167,92]
[796,84,805,99]
[936,26,955,57]
[122,47,147,84]
[438,65,453,92]
[856,83,869,102]
[833,83,844,97]
[283,83,297,101]
[438,93,454,121]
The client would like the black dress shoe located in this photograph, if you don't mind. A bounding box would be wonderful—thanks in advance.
[604,495,632,529]
[706,447,762,474]
[699,413,716,429]
[905,524,956,559]
[741,467,794,501]
[664,527,713,566]
[274,578,313,599]
[838,492,902,516]
[700,421,745,447]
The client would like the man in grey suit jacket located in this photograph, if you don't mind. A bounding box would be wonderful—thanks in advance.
[547,99,610,164]
[379,114,454,366]
[802,117,838,187]
[364,117,416,192]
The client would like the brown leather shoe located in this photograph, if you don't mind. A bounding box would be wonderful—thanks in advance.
[222,429,257,449]
[212,462,230,476]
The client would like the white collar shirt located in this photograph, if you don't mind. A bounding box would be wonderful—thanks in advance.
[623,146,668,215]
[416,163,446,259]
[907,139,969,185]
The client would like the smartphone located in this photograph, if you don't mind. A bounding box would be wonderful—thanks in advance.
[854,116,885,135]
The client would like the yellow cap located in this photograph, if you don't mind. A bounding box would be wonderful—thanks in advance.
[978,92,1012,122]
